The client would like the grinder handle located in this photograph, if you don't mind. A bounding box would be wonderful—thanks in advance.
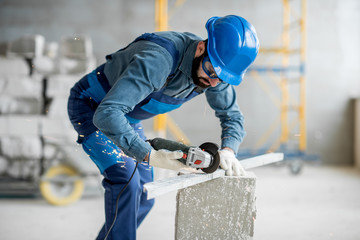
[147,138,189,165]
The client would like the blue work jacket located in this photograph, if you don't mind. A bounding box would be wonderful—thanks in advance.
[92,31,246,161]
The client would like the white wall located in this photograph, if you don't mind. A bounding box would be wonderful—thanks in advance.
[306,0,360,164]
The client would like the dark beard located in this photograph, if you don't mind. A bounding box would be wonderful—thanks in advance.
[191,54,211,89]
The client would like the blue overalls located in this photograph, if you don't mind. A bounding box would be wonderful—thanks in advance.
[67,33,199,240]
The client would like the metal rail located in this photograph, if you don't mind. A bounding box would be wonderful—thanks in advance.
[144,152,284,199]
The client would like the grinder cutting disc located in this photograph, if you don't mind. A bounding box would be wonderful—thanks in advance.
[199,142,221,173]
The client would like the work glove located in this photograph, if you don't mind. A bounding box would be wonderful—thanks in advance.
[149,149,186,171]
[218,149,246,176]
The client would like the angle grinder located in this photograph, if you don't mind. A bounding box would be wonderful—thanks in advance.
[148,138,221,173]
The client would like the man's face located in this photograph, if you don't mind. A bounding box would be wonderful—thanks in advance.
[192,54,222,89]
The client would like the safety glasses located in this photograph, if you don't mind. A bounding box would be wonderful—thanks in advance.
[202,55,219,79]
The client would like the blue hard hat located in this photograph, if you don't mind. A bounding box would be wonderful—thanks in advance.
[206,15,259,85]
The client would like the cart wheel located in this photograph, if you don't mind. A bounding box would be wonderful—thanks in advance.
[289,159,303,175]
[40,165,84,206]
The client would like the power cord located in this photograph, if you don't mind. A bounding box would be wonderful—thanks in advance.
[104,161,139,240]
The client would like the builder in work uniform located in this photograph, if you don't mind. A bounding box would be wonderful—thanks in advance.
[67,15,259,240]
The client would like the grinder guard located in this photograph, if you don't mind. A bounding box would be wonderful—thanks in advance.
[198,142,221,173]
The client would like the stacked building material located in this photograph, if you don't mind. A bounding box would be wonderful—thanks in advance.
[0,37,43,179]
[0,34,97,183]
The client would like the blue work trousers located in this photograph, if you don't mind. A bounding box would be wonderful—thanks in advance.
[82,124,154,240]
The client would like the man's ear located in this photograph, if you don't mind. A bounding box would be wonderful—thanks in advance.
[194,41,206,58]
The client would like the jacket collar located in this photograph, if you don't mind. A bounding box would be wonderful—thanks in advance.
[178,40,201,82]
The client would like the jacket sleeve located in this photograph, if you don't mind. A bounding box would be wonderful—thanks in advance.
[93,46,172,161]
[205,83,246,154]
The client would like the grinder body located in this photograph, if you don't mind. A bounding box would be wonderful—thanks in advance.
[148,138,220,173]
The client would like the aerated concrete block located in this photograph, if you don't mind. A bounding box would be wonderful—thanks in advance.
[0,57,30,77]
[0,136,42,159]
[0,75,42,98]
[6,34,45,59]
[58,57,96,74]
[46,74,81,97]
[47,98,68,117]
[41,117,76,140]
[59,35,93,59]
[0,116,40,136]
[0,156,8,175]
[57,35,97,74]
[7,158,41,179]
[0,96,43,115]
[175,173,256,240]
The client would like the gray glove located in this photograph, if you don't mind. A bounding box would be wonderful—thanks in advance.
[149,149,185,171]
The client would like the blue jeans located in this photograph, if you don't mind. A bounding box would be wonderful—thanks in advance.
[82,123,154,240]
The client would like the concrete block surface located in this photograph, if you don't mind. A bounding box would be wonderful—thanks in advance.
[0,115,40,136]
[59,35,93,59]
[47,98,68,117]
[175,173,256,240]
[0,96,43,115]
[6,34,45,59]
[41,117,76,140]
[0,75,42,98]
[0,57,30,76]
[46,74,81,97]
[0,136,42,159]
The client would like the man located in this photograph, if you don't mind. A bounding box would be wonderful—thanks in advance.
[68,15,259,240]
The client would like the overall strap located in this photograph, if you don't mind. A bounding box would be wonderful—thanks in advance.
[133,33,179,76]
[106,33,179,78]
[95,64,111,93]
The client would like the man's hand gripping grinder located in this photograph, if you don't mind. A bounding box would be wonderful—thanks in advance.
[148,138,221,173]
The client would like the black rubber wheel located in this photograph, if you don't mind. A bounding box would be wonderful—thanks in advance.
[289,159,303,175]
[199,142,221,173]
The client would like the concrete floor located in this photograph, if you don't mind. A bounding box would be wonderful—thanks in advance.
[1,164,360,240]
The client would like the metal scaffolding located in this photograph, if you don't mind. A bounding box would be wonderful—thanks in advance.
[242,0,312,173]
